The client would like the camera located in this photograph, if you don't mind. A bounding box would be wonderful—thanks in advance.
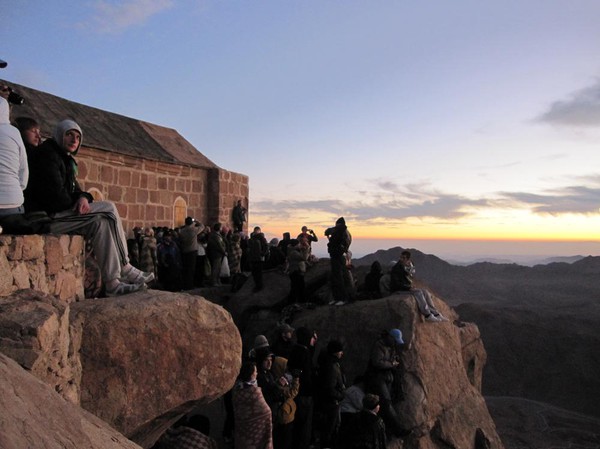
[7,87,24,105]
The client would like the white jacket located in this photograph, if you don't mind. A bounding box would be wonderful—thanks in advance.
[0,97,28,207]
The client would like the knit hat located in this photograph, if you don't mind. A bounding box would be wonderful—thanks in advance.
[185,217,194,225]
[335,217,345,226]
[327,339,344,354]
[389,329,404,345]
[54,119,83,154]
[253,335,270,350]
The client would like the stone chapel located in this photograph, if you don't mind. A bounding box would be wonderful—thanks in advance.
[2,80,249,232]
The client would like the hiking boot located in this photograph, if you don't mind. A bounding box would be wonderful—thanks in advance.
[106,281,146,297]
[425,313,441,322]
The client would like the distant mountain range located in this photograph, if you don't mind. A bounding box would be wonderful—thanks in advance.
[354,247,600,419]
[445,254,586,266]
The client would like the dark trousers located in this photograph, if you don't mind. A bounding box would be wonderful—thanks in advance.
[251,260,264,290]
[330,254,347,302]
[320,402,341,448]
[292,395,314,449]
[182,251,196,290]
[289,270,306,303]
[274,422,293,449]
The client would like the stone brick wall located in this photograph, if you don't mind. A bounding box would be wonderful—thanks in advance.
[0,235,85,303]
[76,147,249,231]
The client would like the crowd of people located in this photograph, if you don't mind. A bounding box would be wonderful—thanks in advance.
[225,325,408,449]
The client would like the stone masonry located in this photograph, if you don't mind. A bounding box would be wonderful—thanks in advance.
[77,147,249,231]
[0,235,85,302]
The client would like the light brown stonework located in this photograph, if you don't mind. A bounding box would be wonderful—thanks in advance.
[0,235,85,302]
[77,148,249,232]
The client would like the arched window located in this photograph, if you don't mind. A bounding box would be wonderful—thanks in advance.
[88,188,104,202]
[174,197,187,228]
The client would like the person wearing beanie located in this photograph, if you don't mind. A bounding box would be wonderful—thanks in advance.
[324,217,352,306]
[317,339,346,449]
[24,119,154,296]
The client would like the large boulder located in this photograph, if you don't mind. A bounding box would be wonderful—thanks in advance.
[0,352,141,449]
[69,290,242,446]
[279,293,503,449]
[0,289,81,403]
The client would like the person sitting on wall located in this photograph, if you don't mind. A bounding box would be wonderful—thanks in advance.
[23,119,153,296]
[0,96,29,231]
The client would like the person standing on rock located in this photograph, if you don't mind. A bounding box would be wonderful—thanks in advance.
[390,250,448,322]
[249,226,269,292]
[179,217,204,290]
[324,217,352,306]
[23,119,153,296]
[232,199,247,233]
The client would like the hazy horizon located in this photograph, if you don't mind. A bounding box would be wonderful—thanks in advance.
[308,238,600,263]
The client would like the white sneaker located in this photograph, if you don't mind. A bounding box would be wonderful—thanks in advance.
[334,301,345,306]
[106,281,146,297]
[328,300,336,305]
[122,267,155,285]
[425,314,441,322]
[435,313,449,322]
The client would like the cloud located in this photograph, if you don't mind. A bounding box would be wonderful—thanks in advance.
[85,0,174,34]
[252,180,491,224]
[251,175,600,225]
[501,184,600,215]
[537,78,600,127]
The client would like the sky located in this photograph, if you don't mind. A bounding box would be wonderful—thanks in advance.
[2,0,600,260]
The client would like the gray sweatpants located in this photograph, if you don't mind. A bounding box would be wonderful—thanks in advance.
[49,201,129,283]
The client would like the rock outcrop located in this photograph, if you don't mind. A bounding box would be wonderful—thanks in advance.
[0,352,141,449]
[0,289,242,448]
[237,284,503,449]
[0,289,81,403]
[70,290,242,446]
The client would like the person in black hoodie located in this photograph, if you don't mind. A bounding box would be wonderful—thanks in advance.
[324,217,352,306]
[24,119,153,296]
[287,326,317,449]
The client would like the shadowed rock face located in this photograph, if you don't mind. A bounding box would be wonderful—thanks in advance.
[0,353,142,449]
[235,284,503,449]
[0,289,242,449]
[70,291,242,446]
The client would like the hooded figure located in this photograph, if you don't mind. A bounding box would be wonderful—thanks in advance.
[24,119,92,214]
[23,119,153,296]
[0,97,28,212]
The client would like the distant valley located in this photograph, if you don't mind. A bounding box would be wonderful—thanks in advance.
[354,247,600,419]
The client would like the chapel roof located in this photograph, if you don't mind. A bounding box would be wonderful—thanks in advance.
[1,80,218,169]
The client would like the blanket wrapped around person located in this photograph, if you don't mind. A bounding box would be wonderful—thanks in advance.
[232,381,274,449]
